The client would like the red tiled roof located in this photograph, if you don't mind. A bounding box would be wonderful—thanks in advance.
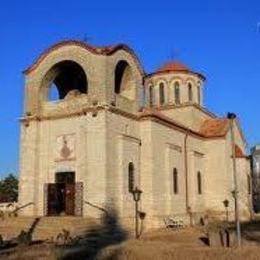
[140,112,246,155]
[145,61,206,80]
[157,62,191,73]
[139,108,221,139]
[199,118,229,137]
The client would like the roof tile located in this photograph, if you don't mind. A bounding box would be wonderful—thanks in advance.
[199,118,229,137]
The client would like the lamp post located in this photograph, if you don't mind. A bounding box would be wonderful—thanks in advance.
[227,112,241,247]
[131,187,142,239]
[223,199,229,222]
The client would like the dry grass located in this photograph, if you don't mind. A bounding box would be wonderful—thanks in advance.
[99,228,260,260]
[101,244,260,260]
[1,227,260,259]
[0,243,58,260]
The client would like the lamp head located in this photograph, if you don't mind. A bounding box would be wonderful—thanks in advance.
[132,187,142,202]
[227,112,236,119]
[223,199,229,208]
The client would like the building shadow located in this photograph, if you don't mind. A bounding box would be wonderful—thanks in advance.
[60,207,128,259]
[240,220,260,244]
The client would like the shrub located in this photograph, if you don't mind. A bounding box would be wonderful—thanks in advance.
[16,230,32,246]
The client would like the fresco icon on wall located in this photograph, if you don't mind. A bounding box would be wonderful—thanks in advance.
[55,134,76,161]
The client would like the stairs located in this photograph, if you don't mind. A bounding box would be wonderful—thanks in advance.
[32,217,99,241]
[0,217,36,241]
[0,215,131,244]
[0,216,99,242]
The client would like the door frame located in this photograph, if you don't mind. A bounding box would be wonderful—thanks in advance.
[46,171,76,216]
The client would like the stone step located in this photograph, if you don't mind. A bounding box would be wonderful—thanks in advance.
[32,217,100,241]
[0,219,35,225]
[0,216,129,242]
[0,217,36,241]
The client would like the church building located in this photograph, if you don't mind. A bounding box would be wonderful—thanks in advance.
[18,40,251,228]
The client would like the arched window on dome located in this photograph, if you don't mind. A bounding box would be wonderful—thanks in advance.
[173,168,178,194]
[149,85,154,107]
[197,171,202,194]
[188,83,193,102]
[174,82,180,104]
[197,84,201,105]
[159,82,165,105]
[128,162,135,193]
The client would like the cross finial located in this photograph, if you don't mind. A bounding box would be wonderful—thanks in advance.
[83,33,91,43]
[169,48,180,61]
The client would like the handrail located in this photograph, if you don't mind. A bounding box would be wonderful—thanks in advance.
[84,200,109,216]
[10,202,34,215]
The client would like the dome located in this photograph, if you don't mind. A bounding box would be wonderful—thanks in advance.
[145,61,205,81]
[157,62,191,73]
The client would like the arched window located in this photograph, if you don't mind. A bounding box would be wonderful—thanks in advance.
[115,61,128,94]
[149,85,154,107]
[174,82,180,104]
[159,82,165,105]
[128,162,135,193]
[173,168,178,194]
[188,83,193,102]
[43,61,88,101]
[197,171,202,194]
[114,60,134,100]
[197,85,201,105]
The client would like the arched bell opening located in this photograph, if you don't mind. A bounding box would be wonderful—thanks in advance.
[114,60,135,100]
[42,60,88,102]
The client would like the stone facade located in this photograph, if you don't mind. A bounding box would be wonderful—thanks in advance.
[18,40,252,229]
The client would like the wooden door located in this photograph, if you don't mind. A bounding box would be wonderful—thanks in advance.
[65,184,75,215]
[47,184,59,216]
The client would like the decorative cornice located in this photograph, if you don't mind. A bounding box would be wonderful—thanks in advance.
[20,106,104,122]
[147,103,217,119]
[144,70,206,81]
[137,109,225,140]
[20,105,226,140]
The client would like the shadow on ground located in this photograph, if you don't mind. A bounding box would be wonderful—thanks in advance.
[239,220,260,244]
[59,208,128,260]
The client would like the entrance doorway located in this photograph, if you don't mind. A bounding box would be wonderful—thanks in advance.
[47,172,75,216]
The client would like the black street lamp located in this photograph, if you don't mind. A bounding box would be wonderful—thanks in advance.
[223,199,229,222]
[131,187,142,239]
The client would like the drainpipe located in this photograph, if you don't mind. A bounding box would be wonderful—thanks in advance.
[184,130,192,226]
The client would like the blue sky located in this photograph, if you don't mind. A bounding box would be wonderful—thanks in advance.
[1,0,260,176]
